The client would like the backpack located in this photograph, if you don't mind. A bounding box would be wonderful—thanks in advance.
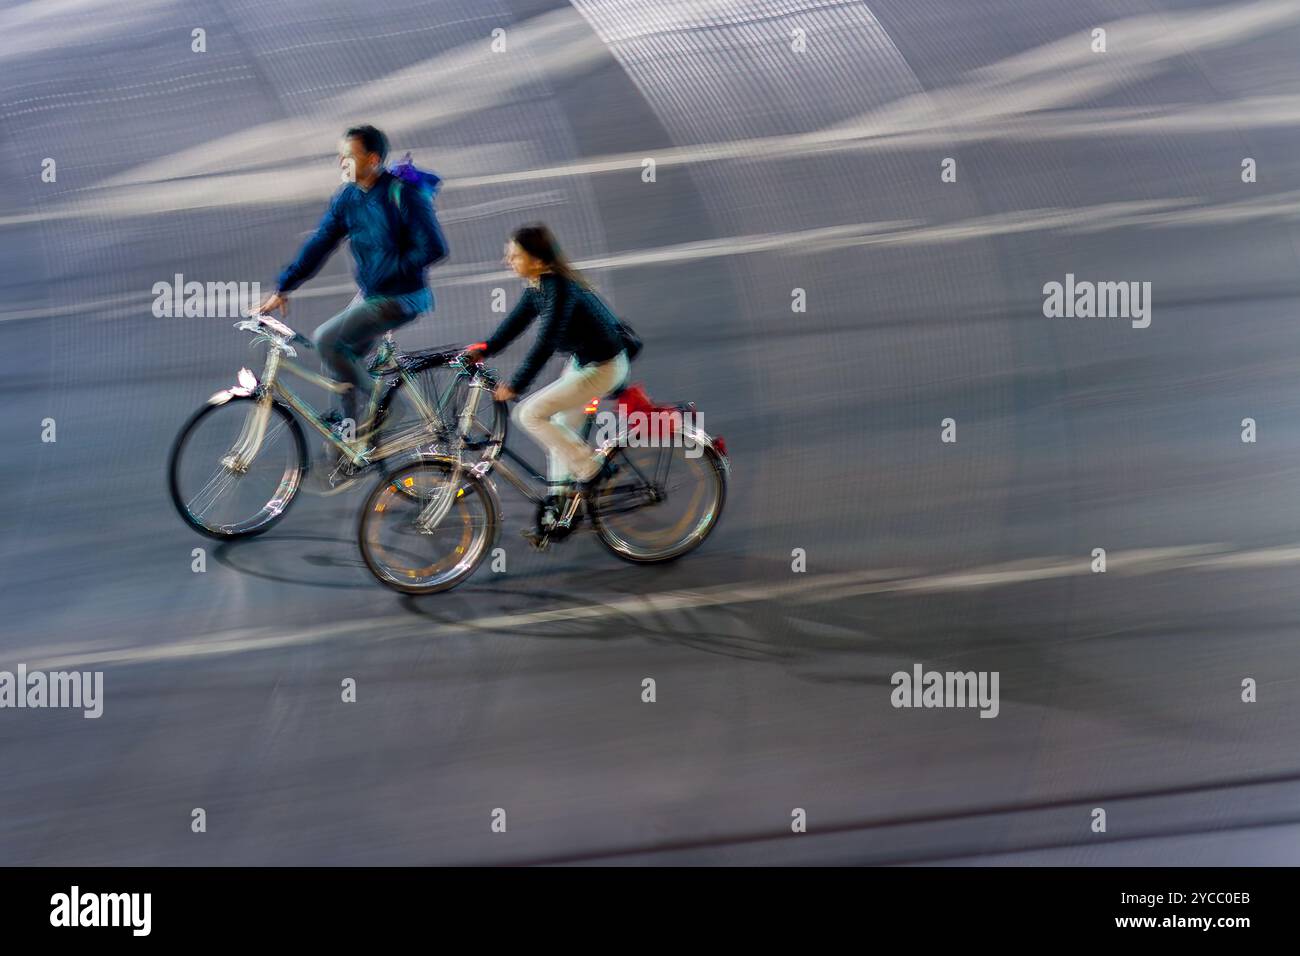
[386,152,446,270]
[387,152,442,206]
[617,319,643,361]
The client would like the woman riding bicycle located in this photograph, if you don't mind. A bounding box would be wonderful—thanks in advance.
[466,225,629,519]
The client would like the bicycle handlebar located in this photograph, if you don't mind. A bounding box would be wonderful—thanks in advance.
[236,315,314,352]
[449,346,502,390]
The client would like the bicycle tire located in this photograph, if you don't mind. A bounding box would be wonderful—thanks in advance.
[357,455,500,594]
[168,396,308,539]
[590,441,728,564]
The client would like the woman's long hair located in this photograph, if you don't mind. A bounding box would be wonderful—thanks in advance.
[511,223,591,289]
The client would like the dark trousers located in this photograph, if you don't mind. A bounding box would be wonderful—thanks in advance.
[312,292,424,424]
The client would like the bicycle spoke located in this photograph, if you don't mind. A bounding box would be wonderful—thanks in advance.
[592,445,723,561]
[189,466,240,518]
[359,460,495,593]
[170,397,305,538]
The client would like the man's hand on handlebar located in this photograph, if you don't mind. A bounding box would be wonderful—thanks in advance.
[253,292,289,317]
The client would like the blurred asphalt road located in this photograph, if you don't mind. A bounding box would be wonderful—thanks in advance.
[2,0,1300,864]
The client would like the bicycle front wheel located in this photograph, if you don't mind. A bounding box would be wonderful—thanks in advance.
[590,442,727,563]
[168,396,307,539]
[357,457,499,594]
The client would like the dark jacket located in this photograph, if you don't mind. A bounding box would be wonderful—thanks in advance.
[484,273,626,393]
[277,170,448,297]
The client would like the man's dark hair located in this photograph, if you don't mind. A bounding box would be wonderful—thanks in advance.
[344,125,389,161]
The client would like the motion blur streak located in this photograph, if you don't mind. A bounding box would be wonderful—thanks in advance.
[2,0,1299,865]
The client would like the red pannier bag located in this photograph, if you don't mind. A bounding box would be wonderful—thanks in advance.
[605,383,727,459]
[614,383,684,440]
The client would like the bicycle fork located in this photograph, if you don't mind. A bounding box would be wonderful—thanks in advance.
[222,351,282,473]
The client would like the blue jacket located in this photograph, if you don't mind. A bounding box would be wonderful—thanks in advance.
[277,170,448,297]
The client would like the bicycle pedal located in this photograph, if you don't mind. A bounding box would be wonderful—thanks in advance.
[520,529,550,551]
[318,477,362,497]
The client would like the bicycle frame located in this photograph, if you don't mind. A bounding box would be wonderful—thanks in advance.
[220,320,465,471]
[443,362,672,515]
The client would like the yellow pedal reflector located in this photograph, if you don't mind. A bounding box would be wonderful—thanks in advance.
[403,476,415,488]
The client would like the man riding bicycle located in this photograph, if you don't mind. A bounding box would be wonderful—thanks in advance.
[255,124,448,440]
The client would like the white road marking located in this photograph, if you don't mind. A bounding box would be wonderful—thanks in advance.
[13,541,1299,672]
[7,187,1300,323]
[6,1,1298,230]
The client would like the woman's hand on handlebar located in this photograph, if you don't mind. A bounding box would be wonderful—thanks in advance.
[459,344,515,399]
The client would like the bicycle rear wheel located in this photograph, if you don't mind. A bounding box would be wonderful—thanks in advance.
[357,457,499,593]
[168,396,307,538]
[590,442,727,563]
[380,355,506,461]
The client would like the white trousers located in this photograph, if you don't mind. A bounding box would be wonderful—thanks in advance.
[513,352,629,484]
